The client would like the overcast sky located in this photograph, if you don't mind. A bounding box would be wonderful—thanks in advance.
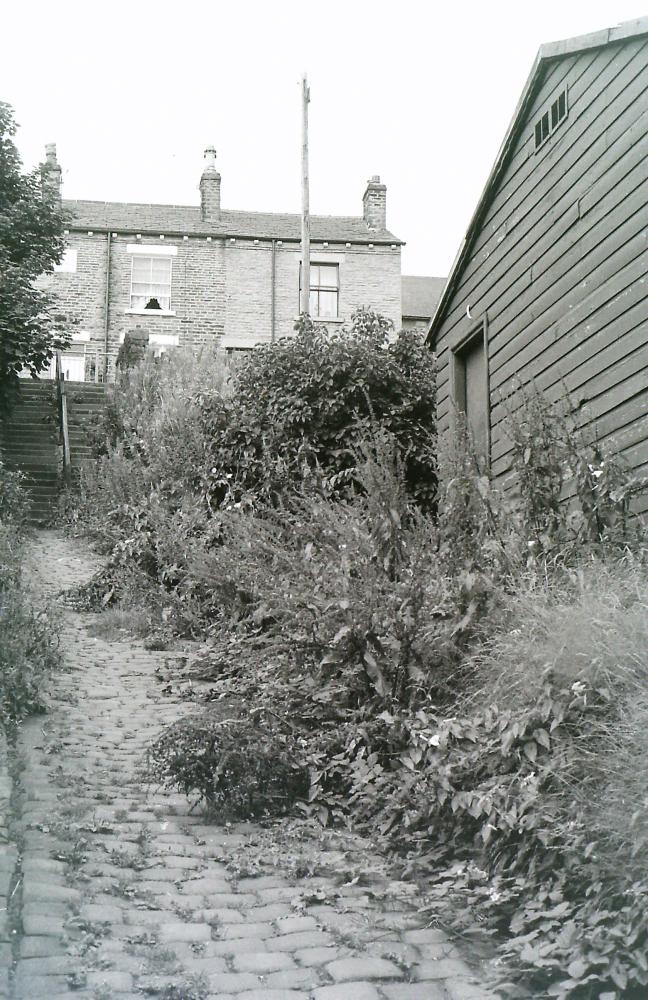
[3,0,646,277]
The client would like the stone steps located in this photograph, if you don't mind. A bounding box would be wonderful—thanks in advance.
[1,379,108,522]
[2,381,61,523]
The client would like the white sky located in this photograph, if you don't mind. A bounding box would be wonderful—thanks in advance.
[3,0,646,277]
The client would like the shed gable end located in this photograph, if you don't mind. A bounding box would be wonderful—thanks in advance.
[433,31,648,510]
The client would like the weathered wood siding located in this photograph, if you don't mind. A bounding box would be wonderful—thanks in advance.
[434,34,648,511]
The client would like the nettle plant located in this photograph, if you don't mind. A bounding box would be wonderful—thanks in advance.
[502,382,646,557]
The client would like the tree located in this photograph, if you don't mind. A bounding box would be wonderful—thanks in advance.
[0,102,69,411]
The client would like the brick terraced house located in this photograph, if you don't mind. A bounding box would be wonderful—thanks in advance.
[40,147,403,382]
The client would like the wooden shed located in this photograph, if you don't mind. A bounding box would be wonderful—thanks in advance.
[427,18,648,512]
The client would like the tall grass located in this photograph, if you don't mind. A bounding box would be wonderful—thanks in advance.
[0,463,61,728]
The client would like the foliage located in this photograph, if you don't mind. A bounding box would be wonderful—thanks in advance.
[503,383,647,558]
[66,314,437,625]
[217,310,437,510]
[0,462,61,728]
[145,710,309,820]
[0,102,70,411]
[64,329,648,998]
[69,347,230,589]
[399,561,648,1000]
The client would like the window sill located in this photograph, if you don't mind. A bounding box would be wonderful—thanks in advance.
[295,315,344,324]
[125,309,177,317]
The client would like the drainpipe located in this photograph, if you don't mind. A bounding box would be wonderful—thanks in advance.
[103,232,112,380]
[271,239,277,342]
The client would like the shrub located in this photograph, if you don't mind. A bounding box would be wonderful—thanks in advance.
[209,310,437,510]
[146,710,309,820]
[64,313,437,632]
[181,431,475,707]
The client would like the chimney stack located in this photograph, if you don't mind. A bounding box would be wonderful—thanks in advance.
[362,174,387,230]
[42,143,62,205]
[200,146,221,222]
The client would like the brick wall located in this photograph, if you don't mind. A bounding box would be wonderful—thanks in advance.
[50,231,402,373]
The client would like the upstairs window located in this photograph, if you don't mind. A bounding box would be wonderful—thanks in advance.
[130,255,173,311]
[534,87,568,150]
[54,247,78,273]
[300,263,339,318]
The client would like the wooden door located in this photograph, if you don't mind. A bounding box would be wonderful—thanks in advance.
[463,337,489,463]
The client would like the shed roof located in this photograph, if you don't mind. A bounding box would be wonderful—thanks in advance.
[402,275,446,318]
[63,199,403,245]
[426,15,648,345]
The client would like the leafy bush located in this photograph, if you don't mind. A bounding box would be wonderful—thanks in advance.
[179,431,478,703]
[216,310,437,510]
[0,102,70,412]
[146,710,309,820]
[65,313,437,633]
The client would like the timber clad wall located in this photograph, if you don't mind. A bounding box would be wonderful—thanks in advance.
[432,25,648,513]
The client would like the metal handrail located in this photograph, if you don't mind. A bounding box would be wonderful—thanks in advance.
[55,350,72,486]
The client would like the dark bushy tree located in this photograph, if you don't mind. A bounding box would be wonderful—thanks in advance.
[0,103,69,410]
[208,309,437,509]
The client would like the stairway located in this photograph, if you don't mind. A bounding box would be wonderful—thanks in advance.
[0,380,60,524]
[65,382,108,467]
[1,380,108,524]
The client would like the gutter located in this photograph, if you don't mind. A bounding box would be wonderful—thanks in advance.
[64,226,403,247]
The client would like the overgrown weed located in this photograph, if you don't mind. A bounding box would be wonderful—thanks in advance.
[0,462,62,728]
[61,327,648,998]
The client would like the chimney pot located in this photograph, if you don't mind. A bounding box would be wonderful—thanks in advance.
[203,146,217,171]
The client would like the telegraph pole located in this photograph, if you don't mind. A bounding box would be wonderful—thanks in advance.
[300,74,311,317]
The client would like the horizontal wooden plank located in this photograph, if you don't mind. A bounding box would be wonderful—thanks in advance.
[436,235,648,422]
[490,384,648,477]
[489,224,648,393]
[435,129,648,408]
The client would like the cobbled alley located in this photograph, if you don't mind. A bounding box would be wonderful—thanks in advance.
[0,531,495,1000]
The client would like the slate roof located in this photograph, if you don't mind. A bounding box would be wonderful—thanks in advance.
[402,275,446,319]
[63,199,403,245]
[427,15,648,344]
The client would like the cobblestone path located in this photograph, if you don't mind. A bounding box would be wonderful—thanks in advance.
[1,531,495,1000]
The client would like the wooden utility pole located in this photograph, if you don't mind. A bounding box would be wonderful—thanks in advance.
[300,74,311,317]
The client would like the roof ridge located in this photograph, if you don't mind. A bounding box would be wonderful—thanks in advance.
[64,198,370,225]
